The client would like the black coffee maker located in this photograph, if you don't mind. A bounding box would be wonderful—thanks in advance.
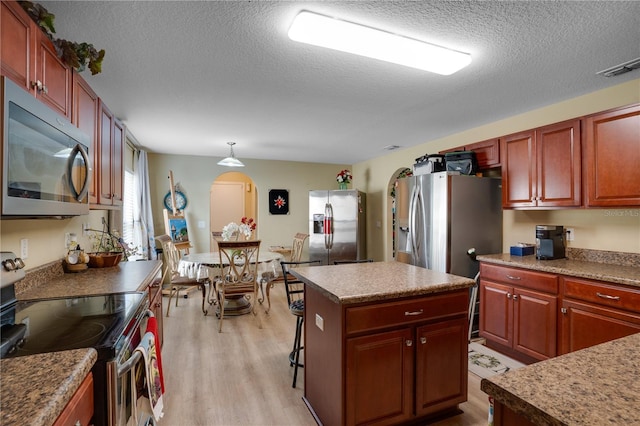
[536,225,565,260]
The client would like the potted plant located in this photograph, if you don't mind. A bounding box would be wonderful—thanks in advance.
[87,228,138,267]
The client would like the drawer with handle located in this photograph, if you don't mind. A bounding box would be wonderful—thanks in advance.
[562,277,640,313]
[480,263,558,294]
[345,289,468,335]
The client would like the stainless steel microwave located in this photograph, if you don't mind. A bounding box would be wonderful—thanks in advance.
[2,77,90,218]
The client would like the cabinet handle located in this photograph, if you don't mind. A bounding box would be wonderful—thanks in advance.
[596,292,620,301]
[513,294,519,301]
[404,309,424,316]
[506,293,512,299]
[561,307,567,314]
[74,420,81,426]
[506,274,521,280]
[154,302,161,308]
[420,337,427,345]
[406,340,413,347]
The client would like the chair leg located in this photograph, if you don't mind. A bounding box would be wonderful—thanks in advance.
[252,289,263,329]
[290,315,304,388]
[200,282,208,316]
[217,288,225,333]
[166,287,175,317]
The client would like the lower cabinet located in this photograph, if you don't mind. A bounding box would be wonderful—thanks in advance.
[305,285,469,426]
[147,277,164,347]
[560,276,640,354]
[479,263,558,362]
[53,372,94,426]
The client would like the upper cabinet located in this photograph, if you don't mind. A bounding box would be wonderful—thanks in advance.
[98,100,124,208]
[583,104,640,207]
[440,138,500,170]
[501,120,581,209]
[1,1,71,118]
[72,71,99,204]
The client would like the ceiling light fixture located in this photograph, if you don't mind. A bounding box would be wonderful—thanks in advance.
[288,10,471,75]
[217,142,245,167]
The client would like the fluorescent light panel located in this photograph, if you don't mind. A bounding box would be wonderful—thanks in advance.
[288,11,471,75]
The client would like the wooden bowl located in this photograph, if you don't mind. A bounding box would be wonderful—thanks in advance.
[88,252,123,268]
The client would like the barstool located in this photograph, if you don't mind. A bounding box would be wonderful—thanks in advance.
[280,260,321,388]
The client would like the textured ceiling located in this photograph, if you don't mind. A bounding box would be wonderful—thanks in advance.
[39,1,640,164]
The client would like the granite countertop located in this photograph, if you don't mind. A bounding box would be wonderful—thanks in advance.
[292,261,475,305]
[481,332,640,425]
[476,254,640,288]
[1,348,97,426]
[17,260,162,300]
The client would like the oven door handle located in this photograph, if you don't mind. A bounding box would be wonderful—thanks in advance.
[117,350,142,377]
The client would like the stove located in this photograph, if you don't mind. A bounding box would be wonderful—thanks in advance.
[0,252,150,426]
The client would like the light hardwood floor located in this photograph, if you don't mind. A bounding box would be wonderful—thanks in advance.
[157,284,489,426]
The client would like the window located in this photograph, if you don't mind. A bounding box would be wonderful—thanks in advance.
[122,169,142,260]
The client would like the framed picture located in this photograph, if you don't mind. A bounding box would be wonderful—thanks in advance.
[163,209,190,243]
[269,189,289,215]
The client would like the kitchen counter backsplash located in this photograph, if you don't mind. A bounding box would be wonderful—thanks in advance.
[15,259,64,296]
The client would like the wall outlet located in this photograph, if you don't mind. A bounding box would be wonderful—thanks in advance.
[82,223,90,236]
[566,228,575,241]
[315,313,324,331]
[20,239,28,259]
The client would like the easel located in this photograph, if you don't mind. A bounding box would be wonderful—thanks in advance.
[162,170,194,297]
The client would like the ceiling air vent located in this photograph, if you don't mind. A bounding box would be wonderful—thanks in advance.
[383,145,401,151]
[596,57,640,78]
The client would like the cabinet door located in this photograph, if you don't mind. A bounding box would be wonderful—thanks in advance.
[513,288,557,360]
[346,328,413,426]
[479,280,512,347]
[98,100,114,205]
[112,119,125,206]
[466,138,500,169]
[148,279,164,347]
[36,34,71,118]
[560,299,640,355]
[1,0,36,91]
[584,104,640,207]
[501,130,536,208]
[535,120,581,207]
[72,72,99,204]
[415,318,467,417]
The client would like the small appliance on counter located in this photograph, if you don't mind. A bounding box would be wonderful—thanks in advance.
[535,225,565,260]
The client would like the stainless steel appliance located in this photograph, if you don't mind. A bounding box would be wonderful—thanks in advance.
[535,225,565,260]
[395,172,502,278]
[309,189,366,265]
[2,76,90,218]
[0,252,152,426]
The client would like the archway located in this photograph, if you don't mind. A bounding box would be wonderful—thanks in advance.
[387,167,413,261]
[210,171,257,250]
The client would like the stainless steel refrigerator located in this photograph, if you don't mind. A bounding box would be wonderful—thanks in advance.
[395,172,502,279]
[309,189,366,265]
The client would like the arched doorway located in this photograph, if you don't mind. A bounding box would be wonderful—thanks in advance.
[210,172,257,250]
[388,167,413,261]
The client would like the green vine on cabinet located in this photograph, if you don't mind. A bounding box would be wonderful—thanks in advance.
[18,1,106,75]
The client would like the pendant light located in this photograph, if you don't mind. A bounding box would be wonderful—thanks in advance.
[217,142,245,167]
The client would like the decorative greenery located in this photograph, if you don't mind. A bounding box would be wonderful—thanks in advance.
[18,1,105,75]
[88,228,138,261]
[390,168,413,198]
[222,217,257,241]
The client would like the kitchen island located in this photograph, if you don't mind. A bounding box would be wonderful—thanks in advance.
[481,332,640,425]
[292,261,475,426]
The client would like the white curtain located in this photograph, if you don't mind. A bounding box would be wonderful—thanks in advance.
[135,150,157,260]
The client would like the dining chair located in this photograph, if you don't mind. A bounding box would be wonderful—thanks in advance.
[215,240,262,333]
[280,259,321,388]
[290,233,309,262]
[156,235,209,317]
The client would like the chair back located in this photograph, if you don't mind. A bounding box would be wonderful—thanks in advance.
[217,240,261,287]
[280,260,321,306]
[155,235,180,279]
[290,233,309,262]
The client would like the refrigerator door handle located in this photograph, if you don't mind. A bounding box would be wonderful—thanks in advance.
[324,203,334,249]
[409,184,421,261]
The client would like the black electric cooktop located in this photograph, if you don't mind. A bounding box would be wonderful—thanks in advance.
[0,292,147,360]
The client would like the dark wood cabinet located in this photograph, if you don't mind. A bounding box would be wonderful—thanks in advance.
[72,71,99,204]
[583,104,640,207]
[52,372,94,426]
[440,138,500,170]
[501,119,581,208]
[479,263,558,362]
[1,0,71,118]
[97,100,125,207]
[560,276,640,354]
[306,284,469,426]
[148,278,164,347]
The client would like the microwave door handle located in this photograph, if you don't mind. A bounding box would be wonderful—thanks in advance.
[66,144,90,202]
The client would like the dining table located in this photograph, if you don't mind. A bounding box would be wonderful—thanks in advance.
[179,251,283,315]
